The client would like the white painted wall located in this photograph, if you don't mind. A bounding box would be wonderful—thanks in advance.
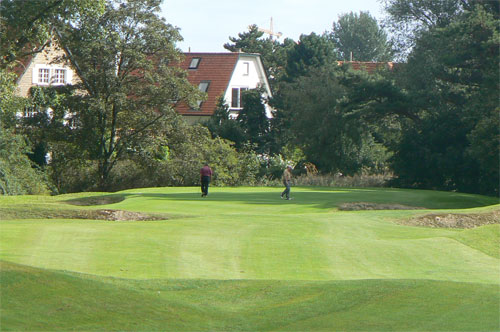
[224,54,273,119]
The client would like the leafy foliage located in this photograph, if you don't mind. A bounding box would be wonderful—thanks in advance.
[388,3,499,195]
[109,120,259,190]
[205,96,246,150]
[284,33,337,81]
[277,65,392,174]
[0,68,25,127]
[3,0,498,197]
[224,25,295,89]
[0,129,50,195]
[206,92,272,155]
[382,0,499,59]
[332,11,393,62]
[0,68,49,195]
[0,0,105,68]
[55,0,201,190]
[237,89,271,154]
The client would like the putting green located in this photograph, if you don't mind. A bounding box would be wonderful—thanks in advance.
[1,187,498,282]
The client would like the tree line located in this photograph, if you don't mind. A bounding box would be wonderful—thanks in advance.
[0,0,498,196]
[215,0,499,196]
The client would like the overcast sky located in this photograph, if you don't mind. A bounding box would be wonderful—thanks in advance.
[160,0,387,52]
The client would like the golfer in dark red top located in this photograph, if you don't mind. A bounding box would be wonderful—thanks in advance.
[200,163,213,197]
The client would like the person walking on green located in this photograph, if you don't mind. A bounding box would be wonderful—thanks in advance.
[281,165,293,200]
[200,163,213,197]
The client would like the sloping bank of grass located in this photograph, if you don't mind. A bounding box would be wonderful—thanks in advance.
[0,187,499,331]
[2,261,499,331]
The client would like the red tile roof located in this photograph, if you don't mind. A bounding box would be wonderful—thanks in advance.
[174,52,240,116]
[337,61,395,73]
[10,55,33,82]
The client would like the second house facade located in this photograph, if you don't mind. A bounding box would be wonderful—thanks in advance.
[173,52,273,123]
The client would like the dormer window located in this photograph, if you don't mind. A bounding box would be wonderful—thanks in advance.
[198,81,210,93]
[189,57,201,69]
[195,81,210,108]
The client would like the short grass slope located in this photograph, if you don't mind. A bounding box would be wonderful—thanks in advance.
[1,187,499,331]
[2,261,499,331]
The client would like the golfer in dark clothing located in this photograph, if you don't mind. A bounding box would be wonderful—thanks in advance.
[200,164,213,197]
[281,165,293,200]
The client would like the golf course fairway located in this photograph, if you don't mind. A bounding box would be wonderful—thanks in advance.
[1,186,499,331]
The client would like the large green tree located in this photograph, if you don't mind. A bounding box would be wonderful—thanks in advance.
[0,0,105,68]
[237,89,271,154]
[382,0,499,59]
[54,0,201,190]
[284,32,337,81]
[268,32,338,156]
[331,11,393,62]
[388,3,499,195]
[205,96,246,150]
[277,65,391,174]
[206,91,271,155]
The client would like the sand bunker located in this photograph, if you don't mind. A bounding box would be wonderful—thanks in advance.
[85,209,165,221]
[402,210,499,229]
[339,202,499,229]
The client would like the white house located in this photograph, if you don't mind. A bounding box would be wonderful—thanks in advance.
[173,52,273,123]
[14,47,274,124]
[14,39,75,98]
[13,38,77,126]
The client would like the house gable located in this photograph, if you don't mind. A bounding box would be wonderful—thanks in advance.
[225,54,273,118]
[15,38,76,98]
[173,52,272,121]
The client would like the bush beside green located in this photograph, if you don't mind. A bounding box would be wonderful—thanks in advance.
[0,129,50,195]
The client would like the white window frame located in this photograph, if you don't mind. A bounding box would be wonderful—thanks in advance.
[23,106,39,118]
[52,68,66,84]
[33,64,73,86]
[243,62,250,76]
[38,68,50,84]
[231,87,248,109]
[195,81,210,108]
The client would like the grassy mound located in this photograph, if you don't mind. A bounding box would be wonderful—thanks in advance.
[2,261,499,331]
[451,224,500,258]
[64,194,126,206]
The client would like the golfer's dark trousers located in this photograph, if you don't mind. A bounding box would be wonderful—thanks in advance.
[201,176,210,195]
[282,180,291,199]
